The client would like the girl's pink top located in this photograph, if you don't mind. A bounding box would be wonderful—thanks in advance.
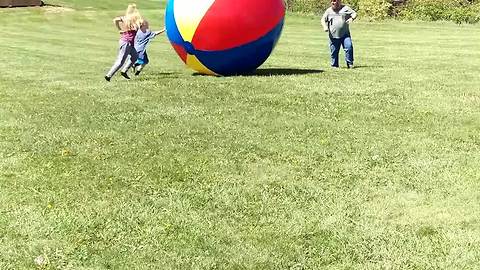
[121,30,137,44]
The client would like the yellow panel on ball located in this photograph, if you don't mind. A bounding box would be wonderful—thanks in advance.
[173,0,216,42]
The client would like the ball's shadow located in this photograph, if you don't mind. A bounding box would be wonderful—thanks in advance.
[192,68,323,77]
[141,72,182,78]
[247,68,324,76]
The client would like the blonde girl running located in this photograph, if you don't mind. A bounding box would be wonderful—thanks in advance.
[105,4,144,81]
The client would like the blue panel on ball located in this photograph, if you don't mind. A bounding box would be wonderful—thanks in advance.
[193,19,284,76]
[165,0,184,45]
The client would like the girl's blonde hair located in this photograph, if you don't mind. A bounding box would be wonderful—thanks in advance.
[123,4,144,31]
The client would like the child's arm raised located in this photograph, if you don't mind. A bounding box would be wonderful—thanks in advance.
[154,27,166,36]
[154,28,165,36]
[113,16,124,32]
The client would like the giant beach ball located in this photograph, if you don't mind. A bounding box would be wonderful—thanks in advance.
[165,0,285,76]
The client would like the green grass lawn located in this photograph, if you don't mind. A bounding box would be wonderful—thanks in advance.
[1,0,480,269]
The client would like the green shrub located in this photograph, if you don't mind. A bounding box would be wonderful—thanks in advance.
[286,0,360,14]
[286,0,479,23]
[398,0,480,23]
[447,2,480,24]
[344,0,361,10]
[399,0,452,21]
[358,0,392,20]
[285,0,328,13]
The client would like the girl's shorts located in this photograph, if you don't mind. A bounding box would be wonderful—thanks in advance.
[135,58,146,65]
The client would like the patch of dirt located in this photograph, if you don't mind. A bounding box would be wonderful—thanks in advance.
[42,6,74,13]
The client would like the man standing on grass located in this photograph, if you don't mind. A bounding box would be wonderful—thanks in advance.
[321,0,357,68]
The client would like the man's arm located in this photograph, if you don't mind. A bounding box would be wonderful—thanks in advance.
[346,7,357,23]
[321,10,329,32]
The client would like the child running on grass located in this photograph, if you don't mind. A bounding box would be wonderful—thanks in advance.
[125,20,165,76]
[105,3,144,81]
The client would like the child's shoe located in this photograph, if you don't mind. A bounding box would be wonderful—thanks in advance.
[120,72,130,79]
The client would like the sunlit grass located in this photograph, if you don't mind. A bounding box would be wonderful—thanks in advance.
[1,1,480,269]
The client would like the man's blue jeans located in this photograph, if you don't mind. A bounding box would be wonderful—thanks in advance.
[329,36,354,67]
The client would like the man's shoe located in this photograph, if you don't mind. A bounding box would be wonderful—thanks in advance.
[104,76,111,82]
[135,70,141,76]
[347,63,354,69]
[120,72,130,79]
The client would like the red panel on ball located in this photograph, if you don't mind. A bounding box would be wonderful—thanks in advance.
[191,0,285,51]
[171,43,188,63]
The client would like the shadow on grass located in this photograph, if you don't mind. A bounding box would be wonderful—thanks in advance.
[192,68,324,77]
[141,72,182,78]
[248,68,324,76]
[348,65,381,69]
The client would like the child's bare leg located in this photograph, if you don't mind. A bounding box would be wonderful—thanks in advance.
[135,64,146,76]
